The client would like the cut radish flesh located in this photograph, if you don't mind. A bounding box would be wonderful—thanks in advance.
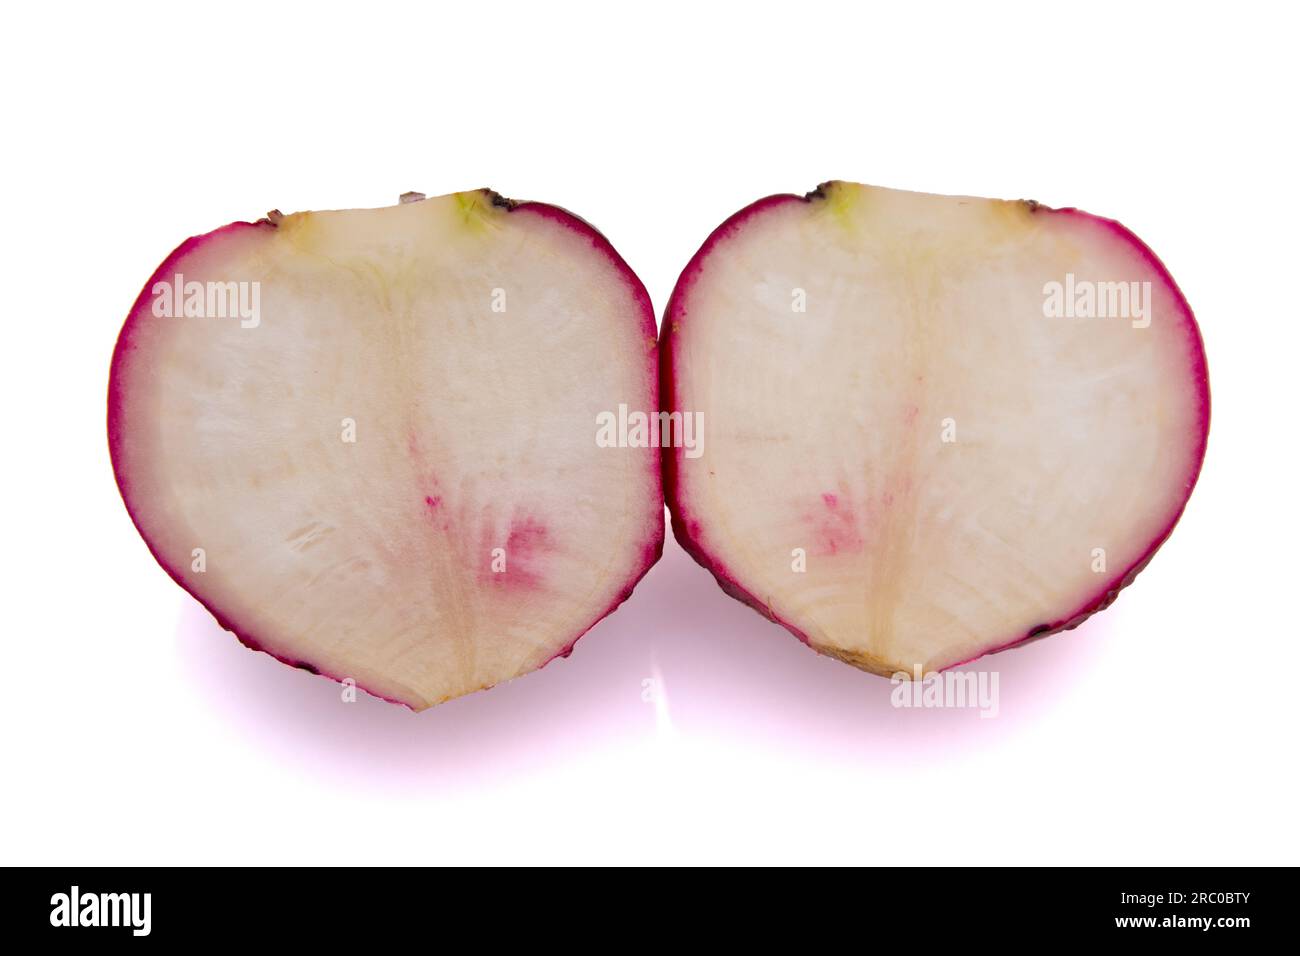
[662,182,1209,676]
[110,190,662,709]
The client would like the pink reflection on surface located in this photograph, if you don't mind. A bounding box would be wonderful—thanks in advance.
[175,520,1111,786]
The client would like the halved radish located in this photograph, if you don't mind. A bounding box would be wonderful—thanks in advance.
[662,181,1209,676]
[110,190,662,709]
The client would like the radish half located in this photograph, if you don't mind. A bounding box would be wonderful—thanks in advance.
[662,181,1209,677]
[110,190,662,709]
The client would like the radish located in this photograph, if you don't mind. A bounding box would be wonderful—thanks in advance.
[110,190,662,708]
[661,181,1209,677]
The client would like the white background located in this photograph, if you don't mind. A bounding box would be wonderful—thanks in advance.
[3,1,1296,865]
